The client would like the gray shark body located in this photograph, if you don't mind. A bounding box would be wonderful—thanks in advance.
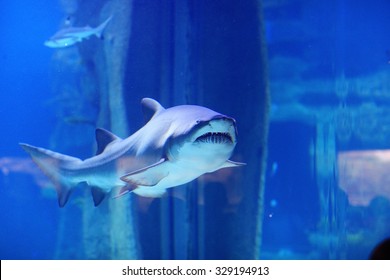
[44,16,112,48]
[20,98,245,207]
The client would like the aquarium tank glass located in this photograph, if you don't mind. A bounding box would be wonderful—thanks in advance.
[1,0,390,260]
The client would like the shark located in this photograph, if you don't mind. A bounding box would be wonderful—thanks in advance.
[20,98,245,207]
[44,16,112,48]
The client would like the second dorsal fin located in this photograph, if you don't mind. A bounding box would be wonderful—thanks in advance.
[95,128,122,155]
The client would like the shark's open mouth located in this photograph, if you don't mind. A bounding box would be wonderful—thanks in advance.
[195,132,233,144]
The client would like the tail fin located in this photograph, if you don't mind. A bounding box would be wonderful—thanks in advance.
[19,143,82,207]
[94,16,113,39]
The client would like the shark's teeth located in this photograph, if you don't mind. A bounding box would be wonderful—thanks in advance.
[195,132,233,144]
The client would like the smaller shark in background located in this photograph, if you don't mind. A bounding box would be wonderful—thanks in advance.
[20,98,245,207]
[44,16,112,48]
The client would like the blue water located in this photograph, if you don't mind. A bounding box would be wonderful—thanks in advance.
[0,1,61,259]
[1,0,390,260]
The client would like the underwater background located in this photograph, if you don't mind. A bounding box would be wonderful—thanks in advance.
[1,0,390,260]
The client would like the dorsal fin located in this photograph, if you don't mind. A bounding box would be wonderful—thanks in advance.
[95,128,122,155]
[141,98,165,123]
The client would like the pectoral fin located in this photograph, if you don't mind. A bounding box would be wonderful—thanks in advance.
[120,158,169,186]
[221,159,246,168]
[209,159,246,173]
[112,184,138,199]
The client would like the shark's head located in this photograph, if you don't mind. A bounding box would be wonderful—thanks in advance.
[161,105,239,172]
